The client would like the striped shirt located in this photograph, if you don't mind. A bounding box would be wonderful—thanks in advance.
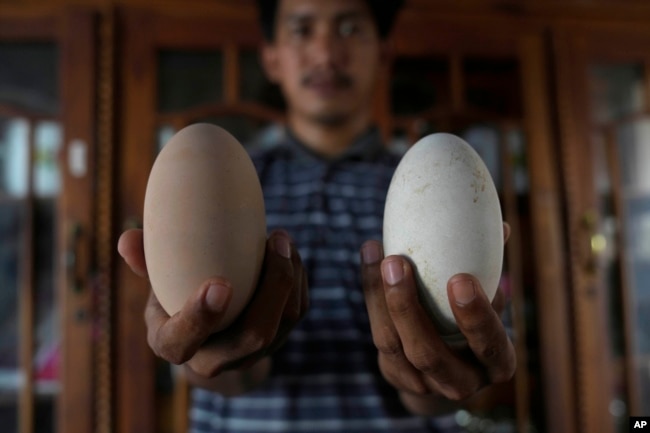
[189,127,461,433]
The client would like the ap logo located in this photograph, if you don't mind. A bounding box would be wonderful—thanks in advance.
[631,417,650,431]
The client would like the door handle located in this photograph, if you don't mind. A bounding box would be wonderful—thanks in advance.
[581,210,607,276]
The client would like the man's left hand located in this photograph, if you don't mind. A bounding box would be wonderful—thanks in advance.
[359,240,516,413]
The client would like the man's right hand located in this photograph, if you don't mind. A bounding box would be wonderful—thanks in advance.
[117,228,309,382]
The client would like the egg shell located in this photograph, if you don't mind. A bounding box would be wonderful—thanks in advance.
[383,132,503,339]
[143,123,266,331]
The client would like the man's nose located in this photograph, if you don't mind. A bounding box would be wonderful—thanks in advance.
[310,30,347,67]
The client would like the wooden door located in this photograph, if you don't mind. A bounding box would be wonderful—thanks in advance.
[0,7,97,433]
[554,19,650,433]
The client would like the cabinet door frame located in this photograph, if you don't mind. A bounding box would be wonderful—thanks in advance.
[0,6,97,433]
[553,18,650,433]
[58,9,98,433]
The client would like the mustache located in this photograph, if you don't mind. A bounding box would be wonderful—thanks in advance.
[301,70,353,88]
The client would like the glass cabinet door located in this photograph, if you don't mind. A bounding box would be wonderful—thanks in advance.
[0,41,62,433]
[0,10,97,433]
[555,22,650,433]
[588,63,650,427]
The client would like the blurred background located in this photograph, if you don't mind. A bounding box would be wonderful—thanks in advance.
[0,0,649,432]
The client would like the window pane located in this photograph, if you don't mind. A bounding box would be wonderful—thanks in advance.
[461,125,502,189]
[0,115,59,430]
[156,124,177,154]
[589,64,645,123]
[0,43,59,115]
[0,118,30,198]
[157,50,223,112]
[0,41,60,433]
[33,121,62,198]
[0,198,24,430]
[616,118,650,416]
[617,119,650,196]
[34,197,59,389]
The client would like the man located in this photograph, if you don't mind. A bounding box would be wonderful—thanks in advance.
[118,0,516,431]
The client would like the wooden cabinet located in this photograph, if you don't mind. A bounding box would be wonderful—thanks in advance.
[1,2,649,433]
[554,19,650,433]
[0,7,97,433]
[114,5,567,433]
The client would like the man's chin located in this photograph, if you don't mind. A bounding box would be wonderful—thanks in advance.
[308,110,351,127]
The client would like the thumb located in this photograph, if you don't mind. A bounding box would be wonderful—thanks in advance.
[117,228,148,278]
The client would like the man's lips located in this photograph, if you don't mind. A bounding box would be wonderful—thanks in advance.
[302,73,352,93]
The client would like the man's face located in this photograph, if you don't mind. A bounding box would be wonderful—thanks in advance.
[262,0,384,126]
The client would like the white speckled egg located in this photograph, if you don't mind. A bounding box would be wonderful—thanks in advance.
[143,123,266,331]
[383,133,503,339]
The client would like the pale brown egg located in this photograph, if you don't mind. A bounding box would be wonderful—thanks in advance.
[143,123,266,331]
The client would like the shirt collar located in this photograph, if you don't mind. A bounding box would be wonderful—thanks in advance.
[284,127,386,163]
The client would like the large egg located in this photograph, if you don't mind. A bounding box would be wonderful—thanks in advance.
[143,123,266,331]
[383,133,503,339]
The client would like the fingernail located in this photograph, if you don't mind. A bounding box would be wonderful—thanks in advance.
[205,282,230,313]
[274,236,291,259]
[452,279,476,306]
[361,242,381,264]
[382,259,404,285]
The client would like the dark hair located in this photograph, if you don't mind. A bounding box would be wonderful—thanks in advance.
[256,0,405,41]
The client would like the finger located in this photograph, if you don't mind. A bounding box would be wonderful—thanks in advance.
[360,240,385,312]
[361,241,403,359]
[269,261,309,357]
[503,221,511,244]
[238,230,294,336]
[491,285,506,315]
[362,243,435,395]
[144,290,170,343]
[117,229,148,277]
[448,274,516,384]
[149,279,232,365]
[381,256,445,353]
[266,238,307,356]
[186,333,265,375]
[281,239,306,326]
[382,257,483,399]
[189,231,296,376]
[377,349,430,395]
